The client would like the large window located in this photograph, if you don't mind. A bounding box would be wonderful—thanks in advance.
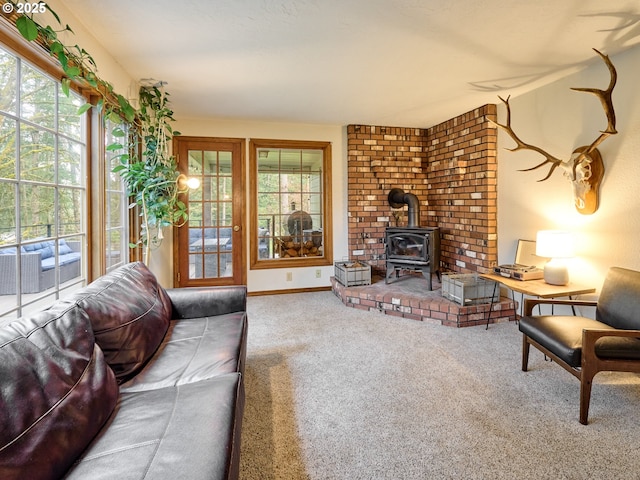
[250,139,332,269]
[103,119,128,272]
[0,45,87,320]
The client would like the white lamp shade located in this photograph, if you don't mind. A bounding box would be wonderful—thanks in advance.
[536,230,575,285]
[536,230,575,259]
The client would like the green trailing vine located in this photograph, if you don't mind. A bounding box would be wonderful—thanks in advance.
[112,85,187,251]
[8,0,136,123]
[6,1,187,256]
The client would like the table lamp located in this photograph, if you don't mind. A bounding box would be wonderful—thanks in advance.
[536,230,575,285]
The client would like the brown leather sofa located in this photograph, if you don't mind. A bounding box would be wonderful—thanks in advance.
[0,262,247,479]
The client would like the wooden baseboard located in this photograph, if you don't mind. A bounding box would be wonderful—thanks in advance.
[248,286,332,297]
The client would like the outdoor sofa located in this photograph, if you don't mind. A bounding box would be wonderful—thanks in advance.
[0,239,81,295]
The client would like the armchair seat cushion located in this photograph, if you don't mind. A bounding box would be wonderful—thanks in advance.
[519,315,615,367]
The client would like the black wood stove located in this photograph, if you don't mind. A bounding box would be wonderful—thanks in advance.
[385,188,441,290]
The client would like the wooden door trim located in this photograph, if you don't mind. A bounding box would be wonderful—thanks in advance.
[172,136,246,287]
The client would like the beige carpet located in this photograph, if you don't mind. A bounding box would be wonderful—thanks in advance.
[240,291,640,480]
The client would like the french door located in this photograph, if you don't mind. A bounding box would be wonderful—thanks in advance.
[173,137,245,287]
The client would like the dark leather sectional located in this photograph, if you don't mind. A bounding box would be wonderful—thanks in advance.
[0,262,247,479]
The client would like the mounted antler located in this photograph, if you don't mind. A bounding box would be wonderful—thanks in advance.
[491,49,618,215]
[493,94,564,182]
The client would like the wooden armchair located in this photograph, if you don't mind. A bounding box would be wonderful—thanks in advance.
[519,267,640,424]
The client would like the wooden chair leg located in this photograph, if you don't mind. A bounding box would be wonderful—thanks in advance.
[579,369,597,425]
[522,334,530,372]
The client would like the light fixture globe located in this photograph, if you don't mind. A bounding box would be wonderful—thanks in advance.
[176,173,200,191]
[536,230,575,286]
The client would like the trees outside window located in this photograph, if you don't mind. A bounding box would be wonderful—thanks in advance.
[0,45,87,319]
[104,118,129,272]
[249,139,332,269]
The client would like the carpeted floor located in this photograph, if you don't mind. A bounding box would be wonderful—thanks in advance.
[240,291,640,480]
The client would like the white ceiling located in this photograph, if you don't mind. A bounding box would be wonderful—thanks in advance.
[58,0,640,127]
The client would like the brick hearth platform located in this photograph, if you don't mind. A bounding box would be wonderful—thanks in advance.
[331,273,516,328]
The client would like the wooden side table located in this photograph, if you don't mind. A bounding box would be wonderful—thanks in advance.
[480,273,596,329]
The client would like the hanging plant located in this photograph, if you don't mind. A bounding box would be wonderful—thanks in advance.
[6,2,190,259]
[112,84,187,252]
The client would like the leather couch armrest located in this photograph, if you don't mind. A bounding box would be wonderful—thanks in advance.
[524,298,598,316]
[165,286,247,319]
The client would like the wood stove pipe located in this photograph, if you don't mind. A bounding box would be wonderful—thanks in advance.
[388,188,420,227]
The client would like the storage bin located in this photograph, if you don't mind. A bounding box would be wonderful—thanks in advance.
[441,273,498,305]
[334,261,371,286]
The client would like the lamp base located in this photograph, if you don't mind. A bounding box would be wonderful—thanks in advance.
[543,260,569,286]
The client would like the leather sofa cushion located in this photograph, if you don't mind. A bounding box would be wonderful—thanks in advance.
[70,262,172,382]
[0,302,118,480]
[519,315,615,367]
[119,312,247,392]
[65,373,244,480]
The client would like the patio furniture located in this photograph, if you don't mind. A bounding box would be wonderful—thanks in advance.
[0,239,81,295]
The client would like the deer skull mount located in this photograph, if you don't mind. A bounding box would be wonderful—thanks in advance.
[492,49,617,215]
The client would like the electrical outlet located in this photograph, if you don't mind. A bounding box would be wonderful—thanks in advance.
[315,269,321,278]
[286,272,292,281]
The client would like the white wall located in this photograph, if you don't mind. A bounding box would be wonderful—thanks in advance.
[171,118,349,293]
[40,0,137,100]
[497,45,640,303]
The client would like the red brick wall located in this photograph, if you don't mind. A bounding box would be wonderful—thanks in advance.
[346,104,497,275]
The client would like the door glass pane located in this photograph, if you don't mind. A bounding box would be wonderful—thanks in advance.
[203,152,216,175]
[187,149,233,279]
[206,202,217,226]
[220,202,232,225]
[219,152,231,173]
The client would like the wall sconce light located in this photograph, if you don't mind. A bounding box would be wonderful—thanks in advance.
[176,173,200,191]
[536,230,575,285]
